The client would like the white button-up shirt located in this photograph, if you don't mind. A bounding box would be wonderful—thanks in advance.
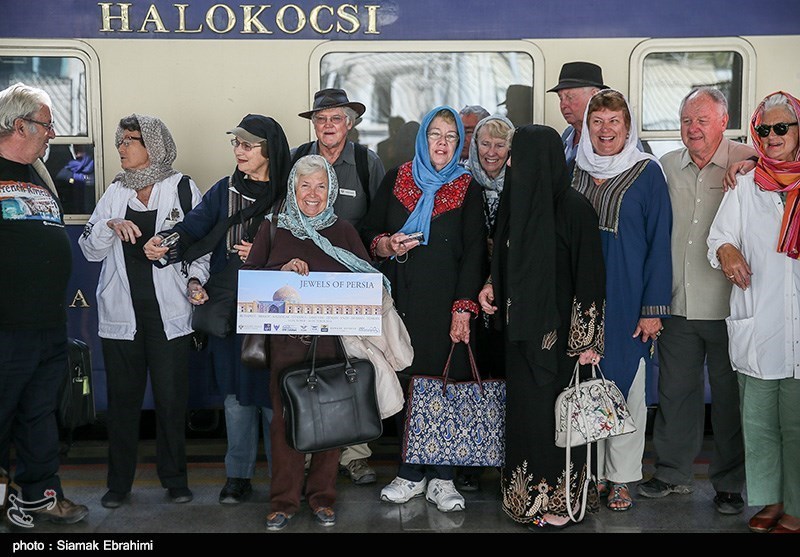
[708,172,800,379]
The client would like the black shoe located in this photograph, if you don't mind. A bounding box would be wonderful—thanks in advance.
[714,491,744,515]
[167,487,193,504]
[100,490,129,509]
[219,477,252,504]
[455,473,481,493]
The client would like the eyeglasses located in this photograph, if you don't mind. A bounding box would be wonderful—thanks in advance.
[117,136,144,148]
[755,122,798,137]
[312,114,346,125]
[230,138,263,151]
[427,131,459,144]
[23,117,55,133]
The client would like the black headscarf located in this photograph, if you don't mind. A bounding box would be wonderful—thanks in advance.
[182,115,291,264]
[491,125,569,374]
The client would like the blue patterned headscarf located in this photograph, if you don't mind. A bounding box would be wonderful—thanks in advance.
[398,106,470,243]
[278,155,390,291]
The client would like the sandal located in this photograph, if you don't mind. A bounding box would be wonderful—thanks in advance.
[597,479,610,499]
[607,483,633,512]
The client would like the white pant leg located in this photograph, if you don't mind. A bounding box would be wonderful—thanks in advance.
[597,358,647,484]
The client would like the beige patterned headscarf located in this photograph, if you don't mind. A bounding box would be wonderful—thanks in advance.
[113,113,178,190]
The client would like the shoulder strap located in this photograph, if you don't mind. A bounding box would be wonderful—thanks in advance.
[293,141,370,205]
[291,142,313,166]
[177,174,192,215]
[32,159,58,199]
[354,143,370,205]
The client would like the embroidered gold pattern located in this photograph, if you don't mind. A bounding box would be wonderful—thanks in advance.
[502,460,599,523]
[501,460,534,520]
[567,298,605,356]
[542,330,557,350]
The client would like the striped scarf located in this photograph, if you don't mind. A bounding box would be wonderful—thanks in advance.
[572,159,649,235]
[751,91,800,259]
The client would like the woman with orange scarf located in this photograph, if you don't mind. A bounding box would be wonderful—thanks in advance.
[708,91,800,534]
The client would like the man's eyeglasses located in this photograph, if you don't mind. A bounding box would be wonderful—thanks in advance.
[755,122,798,137]
[23,117,55,133]
[117,136,145,148]
[427,131,459,144]
[312,114,346,125]
[230,138,263,152]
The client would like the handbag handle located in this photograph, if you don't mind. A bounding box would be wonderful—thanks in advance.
[440,342,482,395]
[563,359,599,523]
[304,336,358,391]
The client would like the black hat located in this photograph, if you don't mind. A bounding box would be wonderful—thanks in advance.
[227,113,270,144]
[298,88,366,119]
[547,62,607,93]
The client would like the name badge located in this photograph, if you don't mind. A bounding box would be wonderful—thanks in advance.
[339,188,357,198]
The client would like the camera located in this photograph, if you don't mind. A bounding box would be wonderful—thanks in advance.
[160,232,180,248]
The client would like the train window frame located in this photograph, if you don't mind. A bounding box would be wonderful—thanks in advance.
[307,41,544,151]
[629,38,756,157]
[0,39,103,224]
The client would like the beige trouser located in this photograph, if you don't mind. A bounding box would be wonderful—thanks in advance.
[339,443,372,466]
[596,358,647,484]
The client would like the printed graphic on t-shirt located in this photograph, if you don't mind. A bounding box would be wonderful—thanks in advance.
[0,181,62,223]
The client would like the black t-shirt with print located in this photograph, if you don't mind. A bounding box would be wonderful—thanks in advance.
[0,156,71,330]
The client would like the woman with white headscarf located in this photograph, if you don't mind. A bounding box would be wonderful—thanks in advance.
[572,90,672,512]
[79,114,208,508]
[243,155,382,531]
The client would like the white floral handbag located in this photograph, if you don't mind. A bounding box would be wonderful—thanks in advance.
[555,361,637,522]
[555,361,636,448]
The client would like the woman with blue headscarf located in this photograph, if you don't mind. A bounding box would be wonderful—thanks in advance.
[243,154,379,531]
[362,106,487,514]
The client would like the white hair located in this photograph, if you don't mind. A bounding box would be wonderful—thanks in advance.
[0,82,52,137]
[761,92,797,121]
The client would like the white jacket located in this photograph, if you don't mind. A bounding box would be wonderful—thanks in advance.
[79,173,210,341]
[342,288,412,419]
[707,171,800,379]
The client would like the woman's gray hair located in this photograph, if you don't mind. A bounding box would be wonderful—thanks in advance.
[292,154,330,181]
[0,82,52,137]
[761,92,797,120]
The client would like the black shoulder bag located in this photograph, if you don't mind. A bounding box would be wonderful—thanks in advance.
[279,336,382,453]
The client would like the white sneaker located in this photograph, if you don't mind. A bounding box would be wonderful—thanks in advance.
[380,476,427,504]
[426,479,465,512]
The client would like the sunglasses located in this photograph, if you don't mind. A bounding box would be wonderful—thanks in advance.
[755,121,798,137]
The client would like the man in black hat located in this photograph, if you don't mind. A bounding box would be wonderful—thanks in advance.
[547,61,607,170]
[292,88,385,228]
[292,89,385,486]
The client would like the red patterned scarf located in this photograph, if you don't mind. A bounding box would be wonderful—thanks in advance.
[751,91,800,259]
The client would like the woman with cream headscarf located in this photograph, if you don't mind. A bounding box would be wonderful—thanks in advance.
[572,90,672,512]
[79,114,208,508]
[361,106,486,514]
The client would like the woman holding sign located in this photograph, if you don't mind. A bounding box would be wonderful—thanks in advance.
[361,106,486,514]
[243,154,382,531]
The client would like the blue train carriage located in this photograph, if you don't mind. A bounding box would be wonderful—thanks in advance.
[1,0,797,413]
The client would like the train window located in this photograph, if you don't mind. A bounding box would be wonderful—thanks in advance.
[318,51,534,168]
[0,47,101,219]
[630,39,755,158]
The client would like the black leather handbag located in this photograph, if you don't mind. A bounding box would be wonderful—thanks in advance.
[279,336,382,453]
[191,257,240,338]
